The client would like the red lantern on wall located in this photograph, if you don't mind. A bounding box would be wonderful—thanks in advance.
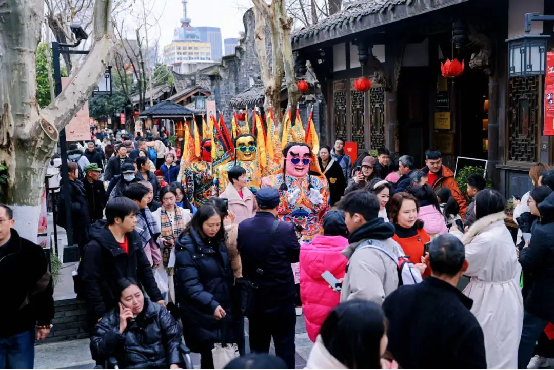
[354,77,371,92]
[441,58,464,77]
[236,112,246,121]
[297,80,309,93]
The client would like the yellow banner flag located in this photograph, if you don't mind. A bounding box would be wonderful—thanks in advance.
[266,109,275,161]
[192,119,201,158]
[202,116,210,140]
[305,110,320,155]
[231,113,238,138]
[254,111,267,168]
[281,109,291,149]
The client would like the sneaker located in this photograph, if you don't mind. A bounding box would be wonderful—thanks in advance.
[295,307,303,316]
[528,356,548,369]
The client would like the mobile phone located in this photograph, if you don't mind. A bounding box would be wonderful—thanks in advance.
[423,241,431,255]
[322,271,342,292]
[355,166,362,172]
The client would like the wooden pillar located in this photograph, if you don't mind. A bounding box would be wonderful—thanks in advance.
[386,91,398,156]
[488,74,500,186]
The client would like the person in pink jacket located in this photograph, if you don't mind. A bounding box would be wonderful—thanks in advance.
[300,210,349,342]
[408,185,448,238]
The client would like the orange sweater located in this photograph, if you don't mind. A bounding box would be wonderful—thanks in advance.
[393,229,431,277]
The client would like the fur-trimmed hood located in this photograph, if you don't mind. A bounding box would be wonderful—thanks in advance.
[462,211,506,244]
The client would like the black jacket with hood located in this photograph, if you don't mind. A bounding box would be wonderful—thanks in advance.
[80,220,163,322]
[84,148,104,169]
[520,192,554,322]
[91,298,183,368]
[0,229,54,337]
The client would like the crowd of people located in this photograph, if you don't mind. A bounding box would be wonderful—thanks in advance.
[5,129,554,370]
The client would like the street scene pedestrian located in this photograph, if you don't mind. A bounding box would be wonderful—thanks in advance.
[6,0,552,368]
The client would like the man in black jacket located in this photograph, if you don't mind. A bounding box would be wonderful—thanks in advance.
[84,141,104,171]
[392,155,417,194]
[383,234,486,369]
[80,197,165,328]
[0,204,54,368]
[83,164,107,223]
[104,145,129,181]
[237,188,301,369]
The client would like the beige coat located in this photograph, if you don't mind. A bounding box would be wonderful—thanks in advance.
[452,211,523,369]
[340,238,402,304]
[220,182,257,225]
[224,222,242,278]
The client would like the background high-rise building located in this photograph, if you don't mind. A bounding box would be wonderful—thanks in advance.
[224,38,240,56]
[196,27,223,62]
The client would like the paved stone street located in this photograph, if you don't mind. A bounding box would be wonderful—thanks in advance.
[36,214,313,368]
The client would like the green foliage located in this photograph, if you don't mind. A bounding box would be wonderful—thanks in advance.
[168,135,176,147]
[153,63,173,86]
[35,43,67,108]
[89,92,128,120]
[49,254,62,286]
[455,166,493,201]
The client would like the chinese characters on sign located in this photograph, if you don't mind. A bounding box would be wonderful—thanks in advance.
[434,112,451,130]
[544,52,554,135]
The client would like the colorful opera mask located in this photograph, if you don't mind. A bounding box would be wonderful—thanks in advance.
[285,144,311,178]
[201,139,212,162]
[234,135,257,162]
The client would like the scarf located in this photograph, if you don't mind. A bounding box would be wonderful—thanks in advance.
[348,217,395,244]
[136,208,161,249]
[160,207,187,267]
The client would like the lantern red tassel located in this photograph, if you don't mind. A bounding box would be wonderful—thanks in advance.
[441,58,464,78]
[297,80,309,93]
[236,112,246,121]
[354,77,371,92]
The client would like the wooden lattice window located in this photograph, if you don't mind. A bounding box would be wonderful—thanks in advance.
[370,87,386,150]
[508,76,540,163]
[333,80,347,141]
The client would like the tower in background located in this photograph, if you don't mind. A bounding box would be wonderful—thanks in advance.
[196,27,223,62]
[224,38,240,56]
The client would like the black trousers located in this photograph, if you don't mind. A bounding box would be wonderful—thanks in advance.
[248,301,296,369]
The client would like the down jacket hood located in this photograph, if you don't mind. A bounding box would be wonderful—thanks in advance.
[301,236,349,282]
[418,205,448,236]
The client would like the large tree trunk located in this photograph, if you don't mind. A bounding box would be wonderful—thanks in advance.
[0,0,114,242]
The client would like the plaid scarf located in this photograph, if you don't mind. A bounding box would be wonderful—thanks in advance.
[136,208,161,249]
[160,207,186,267]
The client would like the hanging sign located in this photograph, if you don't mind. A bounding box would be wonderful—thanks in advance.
[434,112,451,130]
[545,52,554,135]
[62,77,91,141]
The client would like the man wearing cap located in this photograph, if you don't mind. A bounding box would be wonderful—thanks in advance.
[237,187,301,369]
[108,163,138,201]
[83,164,107,223]
[68,143,90,174]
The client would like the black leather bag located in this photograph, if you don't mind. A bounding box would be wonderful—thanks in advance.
[236,220,279,317]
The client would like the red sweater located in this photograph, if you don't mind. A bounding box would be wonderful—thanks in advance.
[393,229,431,277]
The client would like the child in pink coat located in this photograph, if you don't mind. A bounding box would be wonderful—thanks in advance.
[300,210,349,342]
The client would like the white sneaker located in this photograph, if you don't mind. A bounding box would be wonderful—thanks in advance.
[528,356,548,369]
[295,307,303,316]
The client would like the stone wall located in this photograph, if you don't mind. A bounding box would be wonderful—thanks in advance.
[37,298,89,344]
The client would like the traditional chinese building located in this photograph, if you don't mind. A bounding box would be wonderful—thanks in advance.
[291,0,554,198]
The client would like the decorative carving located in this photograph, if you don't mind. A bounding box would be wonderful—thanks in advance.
[354,40,371,66]
[333,80,347,141]
[370,87,386,149]
[393,42,406,92]
[452,21,468,49]
[508,76,539,163]
[351,79,365,150]
[294,51,307,76]
[468,25,493,75]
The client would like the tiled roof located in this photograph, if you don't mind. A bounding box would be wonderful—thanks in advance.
[139,100,194,117]
[167,86,209,102]
[131,84,172,104]
[291,0,466,47]
[229,83,265,108]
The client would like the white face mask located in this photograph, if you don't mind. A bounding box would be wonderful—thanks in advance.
[123,174,135,182]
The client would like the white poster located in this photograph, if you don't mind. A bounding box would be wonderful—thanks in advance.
[62,77,91,141]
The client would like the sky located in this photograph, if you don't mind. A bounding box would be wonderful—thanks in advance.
[155,0,253,47]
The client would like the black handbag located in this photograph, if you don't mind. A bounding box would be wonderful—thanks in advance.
[236,220,279,317]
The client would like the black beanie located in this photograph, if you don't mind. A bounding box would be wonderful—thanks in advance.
[322,210,348,237]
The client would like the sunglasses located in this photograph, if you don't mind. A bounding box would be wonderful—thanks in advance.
[236,146,256,153]
[289,157,311,166]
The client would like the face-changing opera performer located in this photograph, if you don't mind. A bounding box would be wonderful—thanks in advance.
[212,134,262,196]
[181,139,213,207]
[261,142,329,243]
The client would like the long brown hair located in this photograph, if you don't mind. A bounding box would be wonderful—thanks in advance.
[387,192,424,230]
[530,163,551,187]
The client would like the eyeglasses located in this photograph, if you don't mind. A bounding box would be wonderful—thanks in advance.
[289,157,311,166]
[362,165,374,170]
[236,146,256,153]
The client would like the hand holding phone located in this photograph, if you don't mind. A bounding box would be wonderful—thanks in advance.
[423,241,431,255]
[322,271,342,292]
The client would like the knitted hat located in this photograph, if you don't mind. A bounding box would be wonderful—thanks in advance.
[154,170,164,177]
[322,210,348,237]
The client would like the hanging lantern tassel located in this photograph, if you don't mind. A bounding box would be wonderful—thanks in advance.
[354,77,372,92]
[441,58,464,78]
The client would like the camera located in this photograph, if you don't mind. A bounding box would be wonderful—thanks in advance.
[70,24,89,41]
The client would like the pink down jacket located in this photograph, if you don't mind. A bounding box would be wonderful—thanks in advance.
[419,205,448,236]
[300,235,349,342]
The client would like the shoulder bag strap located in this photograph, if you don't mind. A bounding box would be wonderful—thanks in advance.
[252,219,280,282]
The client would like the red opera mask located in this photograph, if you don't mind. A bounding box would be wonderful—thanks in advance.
[202,140,212,162]
[285,145,311,178]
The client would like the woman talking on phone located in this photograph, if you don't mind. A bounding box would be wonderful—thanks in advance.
[344,156,376,195]
[91,278,184,369]
[174,204,234,369]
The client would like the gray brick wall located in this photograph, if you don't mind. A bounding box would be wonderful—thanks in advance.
[37,299,89,344]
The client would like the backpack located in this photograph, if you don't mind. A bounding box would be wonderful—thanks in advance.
[68,156,84,180]
[356,239,423,286]
[148,146,157,161]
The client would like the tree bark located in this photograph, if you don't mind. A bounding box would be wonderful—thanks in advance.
[328,0,341,15]
[0,0,114,241]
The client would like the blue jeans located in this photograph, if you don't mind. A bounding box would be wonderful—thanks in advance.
[518,311,548,369]
[0,329,35,369]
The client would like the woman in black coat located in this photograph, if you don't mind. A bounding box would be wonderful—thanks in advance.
[519,190,554,368]
[318,145,347,206]
[91,278,184,369]
[174,203,234,369]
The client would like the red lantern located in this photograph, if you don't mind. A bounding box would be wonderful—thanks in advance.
[297,80,309,93]
[354,77,371,92]
[236,112,246,121]
[441,58,464,77]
